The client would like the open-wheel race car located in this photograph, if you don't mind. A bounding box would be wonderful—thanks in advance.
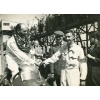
[0,66,50,86]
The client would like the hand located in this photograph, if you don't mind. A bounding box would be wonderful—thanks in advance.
[38,62,46,68]
[43,63,47,68]
[35,63,40,66]
[80,80,86,86]
[42,58,46,60]
[29,59,36,65]
[48,73,54,79]
[34,53,43,57]
[87,54,95,59]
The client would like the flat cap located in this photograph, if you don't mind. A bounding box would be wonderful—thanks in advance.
[54,31,64,37]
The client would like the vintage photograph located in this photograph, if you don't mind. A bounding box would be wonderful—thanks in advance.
[0,14,100,86]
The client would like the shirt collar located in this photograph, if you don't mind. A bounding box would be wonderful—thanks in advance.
[68,42,75,48]
[68,43,76,53]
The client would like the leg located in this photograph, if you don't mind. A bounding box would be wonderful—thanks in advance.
[55,78,60,86]
[60,69,67,86]
[6,56,19,83]
[68,69,80,86]
[55,74,61,86]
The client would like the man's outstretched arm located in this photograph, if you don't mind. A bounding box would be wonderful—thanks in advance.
[43,50,61,65]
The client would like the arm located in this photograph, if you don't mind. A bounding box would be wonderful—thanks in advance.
[79,48,87,81]
[87,47,100,63]
[43,44,66,65]
[7,36,35,64]
[49,47,54,74]
[43,50,61,65]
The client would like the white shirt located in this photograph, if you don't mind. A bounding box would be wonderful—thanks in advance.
[44,43,87,80]
[6,36,35,66]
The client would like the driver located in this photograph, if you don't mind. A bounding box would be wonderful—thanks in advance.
[5,23,37,82]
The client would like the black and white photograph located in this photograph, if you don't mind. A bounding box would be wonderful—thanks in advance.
[0,14,100,86]
[1,0,100,100]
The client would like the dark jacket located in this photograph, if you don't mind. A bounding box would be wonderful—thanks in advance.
[88,42,100,86]
[89,42,100,67]
[49,41,66,77]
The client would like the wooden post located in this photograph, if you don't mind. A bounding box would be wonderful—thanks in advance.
[1,30,4,75]
[0,34,2,75]
[86,24,88,55]
[0,20,6,75]
[98,20,100,33]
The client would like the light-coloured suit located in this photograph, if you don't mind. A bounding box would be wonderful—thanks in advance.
[44,43,87,86]
[6,36,35,80]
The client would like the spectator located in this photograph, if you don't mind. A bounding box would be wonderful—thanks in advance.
[30,40,43,74]
[49,31,65,86]
[86,31,96,85]
[87,32,100,86]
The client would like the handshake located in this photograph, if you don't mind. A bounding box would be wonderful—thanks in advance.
[34,60,48,68]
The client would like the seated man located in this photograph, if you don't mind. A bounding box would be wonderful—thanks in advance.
[5,23,38,83]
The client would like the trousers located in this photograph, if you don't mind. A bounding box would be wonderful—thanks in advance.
[61,68,80,86]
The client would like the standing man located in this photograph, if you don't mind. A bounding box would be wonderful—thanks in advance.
[43,30,87,86]
[49,31,65,86]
